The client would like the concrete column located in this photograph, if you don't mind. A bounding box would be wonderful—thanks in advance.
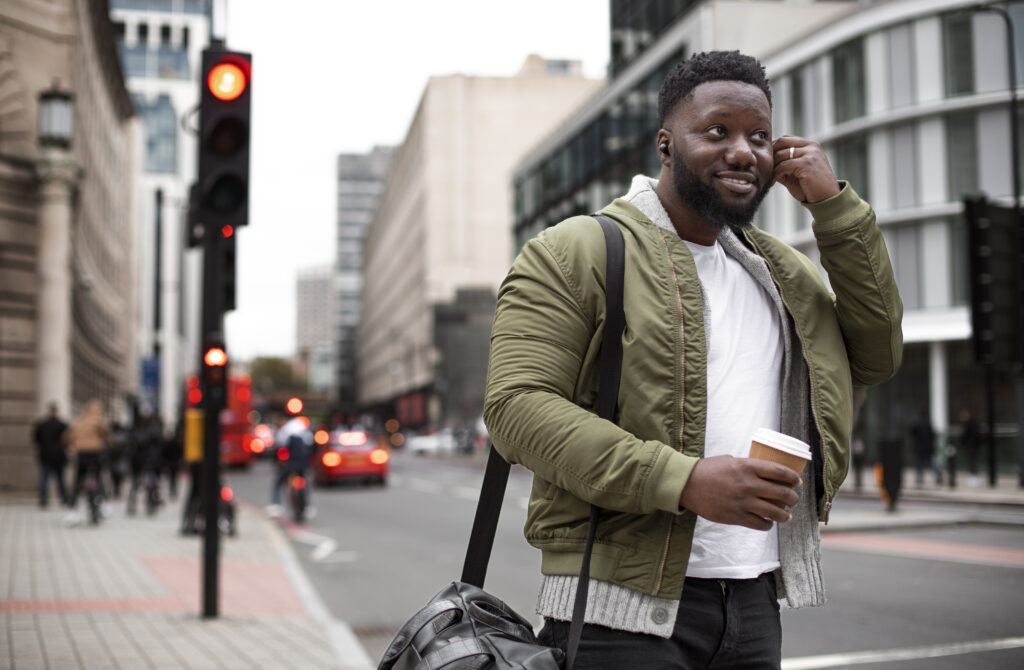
[929,340,949,438]
[35,148,80,417]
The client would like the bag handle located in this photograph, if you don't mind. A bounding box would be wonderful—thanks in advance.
[378,597,463,666]
[567,214,625,670]
[461,215,626,669]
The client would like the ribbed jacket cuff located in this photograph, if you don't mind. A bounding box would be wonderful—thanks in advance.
[536,576,678,639]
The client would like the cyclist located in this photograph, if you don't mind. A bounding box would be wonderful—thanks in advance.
[269,414,314,516]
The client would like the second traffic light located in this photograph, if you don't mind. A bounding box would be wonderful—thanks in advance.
[964,195,1022,366]
[198,48,251,232]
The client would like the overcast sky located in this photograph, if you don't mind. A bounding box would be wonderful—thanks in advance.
[221,1,611,360]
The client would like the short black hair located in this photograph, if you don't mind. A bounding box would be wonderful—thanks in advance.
[657,50,772,127]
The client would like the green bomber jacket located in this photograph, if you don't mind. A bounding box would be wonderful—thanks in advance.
[484,183,903,600]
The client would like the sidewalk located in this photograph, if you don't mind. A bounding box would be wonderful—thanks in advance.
[0,493,374,670]
[826,467,1024,532]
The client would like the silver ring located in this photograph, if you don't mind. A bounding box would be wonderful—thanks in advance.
[789,147,795,159]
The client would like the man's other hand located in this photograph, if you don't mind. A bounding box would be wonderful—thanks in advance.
[679,455,801,531]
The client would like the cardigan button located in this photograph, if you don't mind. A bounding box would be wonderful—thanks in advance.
[651,607,669,624]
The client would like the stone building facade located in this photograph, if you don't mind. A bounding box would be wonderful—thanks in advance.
[0,0,138,491]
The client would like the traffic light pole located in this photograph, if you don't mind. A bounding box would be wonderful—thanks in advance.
[200,229,225,618]
[969,4,1022,488]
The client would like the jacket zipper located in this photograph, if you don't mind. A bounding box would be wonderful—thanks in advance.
[655,228,687,592]
[747,237,833,522]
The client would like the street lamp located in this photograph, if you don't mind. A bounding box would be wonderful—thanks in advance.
[38,84,74,149]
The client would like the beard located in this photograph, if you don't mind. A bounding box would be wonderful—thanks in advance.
[671,148,773,231]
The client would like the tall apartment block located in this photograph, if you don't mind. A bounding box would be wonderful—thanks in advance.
[335,147,394,418]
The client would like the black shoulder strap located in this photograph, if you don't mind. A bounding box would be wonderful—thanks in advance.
[461,215,626,669]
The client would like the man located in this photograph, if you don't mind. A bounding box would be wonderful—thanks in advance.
[484,51,903,668]
[32,402,69,508]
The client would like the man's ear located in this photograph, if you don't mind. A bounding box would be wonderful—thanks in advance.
[657,130,672,166]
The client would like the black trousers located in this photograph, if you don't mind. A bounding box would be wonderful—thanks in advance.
[538,573,781,670]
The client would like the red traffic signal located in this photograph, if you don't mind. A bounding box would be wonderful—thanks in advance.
[208,63,247,101]
[204,347,228,367]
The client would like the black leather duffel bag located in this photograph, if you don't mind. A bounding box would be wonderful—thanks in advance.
[377,580,563,669]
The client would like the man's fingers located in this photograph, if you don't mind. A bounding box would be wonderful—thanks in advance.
[741,512,777,532]
[747,459,801,487]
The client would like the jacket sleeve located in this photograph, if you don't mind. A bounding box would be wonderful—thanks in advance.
[484,226,694,515]
[805,183,904,386]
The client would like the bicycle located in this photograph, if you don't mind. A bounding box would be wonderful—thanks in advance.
[287,472,308,524]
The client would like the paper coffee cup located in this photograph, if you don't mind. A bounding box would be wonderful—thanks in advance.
[748,428,811,475]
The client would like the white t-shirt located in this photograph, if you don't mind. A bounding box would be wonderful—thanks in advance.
[683,239,785,579]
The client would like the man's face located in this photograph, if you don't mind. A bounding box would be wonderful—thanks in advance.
[665,80,774,231]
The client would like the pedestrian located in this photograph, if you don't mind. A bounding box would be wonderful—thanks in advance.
[959,408,981,486]
[107,421,130,499]
[484,50,903,668]
[126,412,163,515]
[66,399,113,508]
[32,402,69,508]
[910,408,939,487]
[162,422,184,500]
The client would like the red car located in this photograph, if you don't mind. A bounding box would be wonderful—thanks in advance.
[312,429,390,487]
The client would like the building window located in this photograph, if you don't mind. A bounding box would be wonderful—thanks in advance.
[113,21,126,41]
[884,223,922,310]
[134,94,178,174]
[833,38,866,123]
[160,24,171,45]
[946,111,978,200]
[609,0,694,77]
[943,12,974,96]
[949,216,969,307]
[888,23,915,109]
[789,72,804,136]
[891,123,917,209]
[156,47,190,79]
[833,135,869,203]
[118,43,148,78]
[138,23,149,44]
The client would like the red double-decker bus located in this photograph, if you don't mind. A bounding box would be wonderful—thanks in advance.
[221,374,255,468]
[183,373,255,468]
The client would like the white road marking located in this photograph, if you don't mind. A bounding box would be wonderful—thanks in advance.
[310,538,338,562]
[291,528,334,546]
[782,636,1024,669]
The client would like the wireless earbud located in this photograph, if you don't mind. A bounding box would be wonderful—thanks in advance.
[659,142,669,155]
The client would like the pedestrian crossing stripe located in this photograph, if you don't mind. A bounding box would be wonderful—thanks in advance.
[782,635,1024,669]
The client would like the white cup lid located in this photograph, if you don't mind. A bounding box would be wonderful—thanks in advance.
[751,428,811,460]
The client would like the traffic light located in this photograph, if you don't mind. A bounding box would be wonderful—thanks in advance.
[202,335,229,405]
[197,48,251,233]
[964,196,1022,365]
